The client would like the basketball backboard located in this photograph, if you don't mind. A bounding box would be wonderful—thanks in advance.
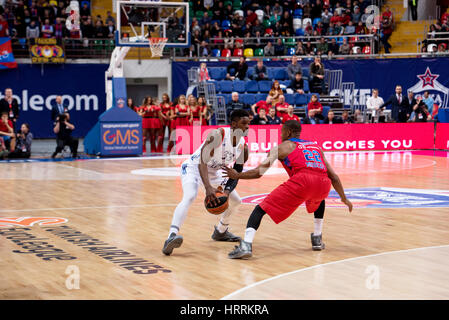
[115,0,189,48]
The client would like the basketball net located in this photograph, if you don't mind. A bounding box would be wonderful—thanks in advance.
[149,37,168,57]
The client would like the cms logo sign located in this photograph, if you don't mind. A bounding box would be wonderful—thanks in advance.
[103,129,140,145]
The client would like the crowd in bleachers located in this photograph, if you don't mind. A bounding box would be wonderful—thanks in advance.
[422,11,449,54]
[184,0,387,57]
[1,0,118,49]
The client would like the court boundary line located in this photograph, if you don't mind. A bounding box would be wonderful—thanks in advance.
[220,244,449,300]
[0,203,178,213]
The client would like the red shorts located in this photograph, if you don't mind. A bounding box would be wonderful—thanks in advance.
[260,171,331,224]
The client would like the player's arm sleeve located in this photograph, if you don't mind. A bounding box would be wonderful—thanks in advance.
[224,144,248,193]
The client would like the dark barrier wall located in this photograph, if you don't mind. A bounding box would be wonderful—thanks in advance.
[0,63,108,138]
[172,57,449,109]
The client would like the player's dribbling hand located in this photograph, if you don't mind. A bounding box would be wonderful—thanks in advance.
[205,186,219,207]
[221,166,239,180]
[341,197,353,213]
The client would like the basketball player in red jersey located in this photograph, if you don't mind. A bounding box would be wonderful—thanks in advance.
[223,120,353,259]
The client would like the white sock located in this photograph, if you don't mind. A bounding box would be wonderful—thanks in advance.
[168,226,179,238]
[217,220,228,233]
[244,227,256,243]
[168,181,198,239]
[313,218,323,236]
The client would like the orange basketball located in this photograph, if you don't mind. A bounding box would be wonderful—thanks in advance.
[204,190,229,215]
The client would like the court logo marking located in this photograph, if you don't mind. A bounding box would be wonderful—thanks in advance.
[242,188,449,208]
[0,217,68,228]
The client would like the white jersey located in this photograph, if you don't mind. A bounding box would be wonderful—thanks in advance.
[182,127,246,178]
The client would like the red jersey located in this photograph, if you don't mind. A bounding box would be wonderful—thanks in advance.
[281,138,328,176]
[0,119,13,133]
[275,102,289,116]
[307,101,323,113]
[254,101,272,114]
[282,113,300,123]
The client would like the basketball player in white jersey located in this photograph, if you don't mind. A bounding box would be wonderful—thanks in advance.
[162,109,251,255]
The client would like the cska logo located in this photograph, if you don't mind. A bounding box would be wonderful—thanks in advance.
[408,67,449,108]
[0,217,68,228]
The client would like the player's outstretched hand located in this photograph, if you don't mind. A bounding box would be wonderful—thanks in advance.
[222,166,239,180]
[341,197,353,213]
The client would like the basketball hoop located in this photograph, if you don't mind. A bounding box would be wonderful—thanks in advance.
[148,37,168,57]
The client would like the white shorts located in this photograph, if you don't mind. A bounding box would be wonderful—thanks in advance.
[180,163,228,189]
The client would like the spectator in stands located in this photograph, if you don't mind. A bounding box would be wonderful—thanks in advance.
[275,95,289,119]
[324,110,342,124]
[264,41,275,56]
[289,72,305,94]
[281,105,300,123]
[54,17,65,39]
[341,110,353,123]
[226,92,250,119]
[106,20,115,39]
[8,123,32,159]
[41,18,54,38]
[251,108,269,125]
[321,8,333,27]
[26,20,40,38]
[0,15,9,37]
[316,37,329,55]
[251,96,273,116]
[380,85,410,123]
[409,0,418,21]
[269,81,284,105]
[0,112,15,152]
[252,59,268,81]
[366,89,385,123]
[304,41,315,55]
[339,38,351,55]
[309,56,326,94]
[307,94,324,120]
[267,107,282,124]
[274,38,285,55]
[352,109,364,123]
[344,21,356,35]
[94,20,106,38]
[287,56,302,81]
[328,38,340,56]
[199,41,210,57]
[80,2,91,21]
[295,41,306,55]
[352,5,362,23]
[0,88,20,130]
[52,113,78,158]
[303,109,320,124]
[105,11,116,25]
[198,62,211,82]
[51,95,68,124]
[422,91,434,115]
[380,16,393,53]
[226,56,248,80]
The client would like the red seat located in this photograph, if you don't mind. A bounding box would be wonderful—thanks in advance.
[232,48,243,56]
[221,49,231,57]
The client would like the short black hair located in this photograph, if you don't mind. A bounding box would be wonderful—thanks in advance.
[230,109,250,123]
[283,120,302,134]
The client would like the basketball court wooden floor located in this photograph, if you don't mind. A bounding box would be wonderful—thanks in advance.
[1,150,448,300]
